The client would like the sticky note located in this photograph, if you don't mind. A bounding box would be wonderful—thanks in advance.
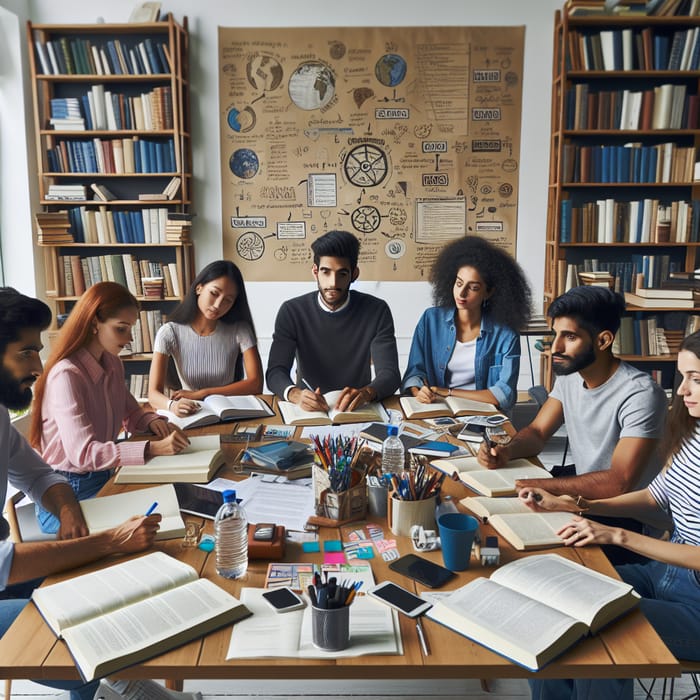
[323,551,346,565]
[302,541,321,553]
[323,540,343,552]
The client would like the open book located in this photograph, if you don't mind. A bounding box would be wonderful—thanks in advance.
[227,588,401,659]
[32,551,251,681]
[487,511,574,550]
[431,456,551,497]
[157,394,273,430]
[277,389,389,425]
[114,435,227,484]
[426,553,639,671]
[400,395,498,420]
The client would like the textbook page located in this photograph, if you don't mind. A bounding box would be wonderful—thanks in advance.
[426,576,586,671]
[488,512,574,549]
[32,552,197,636]
[460,495,532,520]
[61,577,248,681]
[227,588,401,659]
[489,554,639,631]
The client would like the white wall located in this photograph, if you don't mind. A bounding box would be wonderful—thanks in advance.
[3,0,562,387]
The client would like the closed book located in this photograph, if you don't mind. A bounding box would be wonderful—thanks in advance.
[624,291,694,309]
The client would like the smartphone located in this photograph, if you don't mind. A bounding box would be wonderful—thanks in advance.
[367,581,433,618]
[261,587,306,613]
[389,553,455,588]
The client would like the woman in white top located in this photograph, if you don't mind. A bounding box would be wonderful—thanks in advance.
[148,260,263,418]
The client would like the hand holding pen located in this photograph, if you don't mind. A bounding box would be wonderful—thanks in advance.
[413,378,437,404]
[294,378,329,412]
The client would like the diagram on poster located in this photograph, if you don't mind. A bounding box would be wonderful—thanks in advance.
[219,26,524,281]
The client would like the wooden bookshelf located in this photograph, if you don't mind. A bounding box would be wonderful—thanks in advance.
[544,8,700,388]
[27,15,194,387]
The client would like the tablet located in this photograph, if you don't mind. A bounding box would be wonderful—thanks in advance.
[388,553,455,588]
[174,483,224,519]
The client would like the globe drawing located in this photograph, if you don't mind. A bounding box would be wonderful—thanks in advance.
[375,54,407,87]
[351,206,381,233]
[344,144,388,187]
[226,106,256,133]
[246,54,283,92]
[236,232,265,261]
[288,62,336,110]
[229,149,259,179]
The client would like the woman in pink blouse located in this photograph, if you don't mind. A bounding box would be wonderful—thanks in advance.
[29,282,189,533]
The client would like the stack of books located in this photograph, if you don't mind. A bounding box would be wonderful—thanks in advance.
[35,211,73,244]
[664,329,685,354]
[578,270,614,288]
[165,212,193,242]
[45,184,87,201]
[624,286,698,309]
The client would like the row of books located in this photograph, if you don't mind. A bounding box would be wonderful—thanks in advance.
[561,142,696,184]
[65,206,171,244]
[565,0,650,15]
[130,309,165,355]
[46,137,176,175]
[614,313,700,355]
[127,373,150,402]
[54,253,180,300]
[567,26,700,72]
[559,255,680,294]
[49,86,173,132]
[33,34,169,76]
[565,84,700,131]
[560,198,700,243]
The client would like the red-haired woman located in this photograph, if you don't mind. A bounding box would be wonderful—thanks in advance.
[30,282,189,533]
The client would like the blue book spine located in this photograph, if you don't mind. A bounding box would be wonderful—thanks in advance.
[167,139,176,172]
[632,317,641,356]
[613,30,623,70]
[131,210,145,243]
[154,142,164,173]
[84,141,97,173]
[80,95,93,130]
[106,41,122,75]
[648,148,658,183]
[68,207,84,243]
[601,146,610,183]
[155,42,169,74]
[143,38,164,74]
[138,139,148,173]
[134,139,142,172]
[560,200,572,243]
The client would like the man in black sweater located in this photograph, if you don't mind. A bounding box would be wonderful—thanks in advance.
[266,230,400,413]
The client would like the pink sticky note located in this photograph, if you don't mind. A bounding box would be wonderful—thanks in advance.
[323,551,347,565]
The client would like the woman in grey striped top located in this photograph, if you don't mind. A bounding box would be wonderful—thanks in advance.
[148,260,263,418]
[521,330,700,699]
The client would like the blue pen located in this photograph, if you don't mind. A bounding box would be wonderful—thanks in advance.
[145,501,158,516]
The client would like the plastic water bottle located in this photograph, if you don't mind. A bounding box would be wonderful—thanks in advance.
[435,494,459,520]
[381,424,405,473]
[214,489,248,579]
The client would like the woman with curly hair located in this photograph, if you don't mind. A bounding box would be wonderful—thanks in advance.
[402,236,532,412]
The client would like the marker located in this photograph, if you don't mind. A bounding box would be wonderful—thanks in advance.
[145,502,158,516]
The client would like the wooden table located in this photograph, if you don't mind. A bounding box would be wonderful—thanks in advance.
[0,404,680,683]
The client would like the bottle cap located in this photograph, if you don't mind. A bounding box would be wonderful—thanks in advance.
[223,489,237,503]
[387,424,399,437]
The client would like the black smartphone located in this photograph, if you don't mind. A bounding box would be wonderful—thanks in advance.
[174,483,224,519]
[261,587,305,613]
[389,553,455,588]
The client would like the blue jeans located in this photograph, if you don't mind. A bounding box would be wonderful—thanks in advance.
[37,469,111,534]
[1,582,99,700]
[529,558,700,700]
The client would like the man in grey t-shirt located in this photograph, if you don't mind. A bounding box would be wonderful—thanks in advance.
[478,286,667,500]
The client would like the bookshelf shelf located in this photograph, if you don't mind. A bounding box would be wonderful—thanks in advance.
[544,7,700,389]
[28,14,194,400]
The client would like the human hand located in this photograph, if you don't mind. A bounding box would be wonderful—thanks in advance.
[291,387,329,412]
[147,429,190,456]
[335,386,375,412]
[557,515,617,547]
[413,385,437,403]
[168,396,201,416]
[109,514,161,552]
[57,505,89,540]
[148,417,171,439]
[476,438,510,469]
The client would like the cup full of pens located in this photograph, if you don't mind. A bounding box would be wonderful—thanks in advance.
[387,456,445,537]
[310,434,369,523]
[308,573,360,651]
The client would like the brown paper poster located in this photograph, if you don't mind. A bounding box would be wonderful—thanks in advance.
[218,26,524,281]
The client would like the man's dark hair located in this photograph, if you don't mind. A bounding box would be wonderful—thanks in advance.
[311,230,360,269]
[0,287,51,356]
[548,285,625,337]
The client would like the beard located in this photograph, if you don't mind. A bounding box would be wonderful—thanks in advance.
[552,343,596,376]
[0,364,34,410]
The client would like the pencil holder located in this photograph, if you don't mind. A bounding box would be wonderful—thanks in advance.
[388,492,437,537]
[311,603,350,651]
[312,464,367,523]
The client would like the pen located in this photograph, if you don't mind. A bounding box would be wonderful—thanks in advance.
[301,377,315,392]
[416,617,430,656]
[145,501,158,516]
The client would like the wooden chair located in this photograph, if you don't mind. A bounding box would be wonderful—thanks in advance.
[638,660,700,699]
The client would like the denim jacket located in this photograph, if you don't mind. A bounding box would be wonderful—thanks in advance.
[401,306,521,412]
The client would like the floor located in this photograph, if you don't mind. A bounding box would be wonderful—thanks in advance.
[2,676,698,699]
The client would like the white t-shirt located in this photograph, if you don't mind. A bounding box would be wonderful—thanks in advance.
[446,338,476,389]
